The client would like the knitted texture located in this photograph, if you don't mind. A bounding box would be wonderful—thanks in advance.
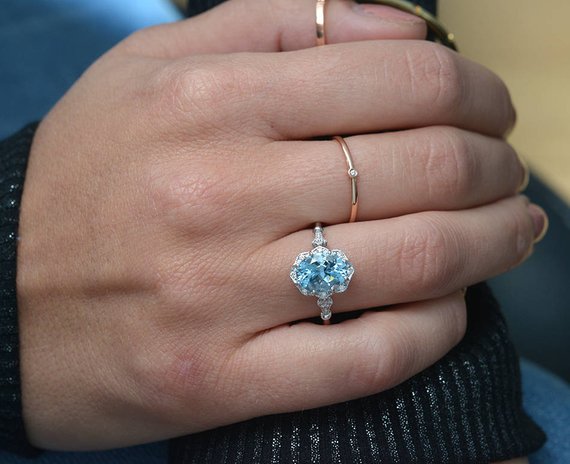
[169,283,546,464]
[0,123,42,457]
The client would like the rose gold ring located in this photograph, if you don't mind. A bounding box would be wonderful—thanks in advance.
[316,0,327,46]
[333,136,359,223]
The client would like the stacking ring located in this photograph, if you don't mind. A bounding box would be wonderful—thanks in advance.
[290,223,355,323]
[316,0,327,46]
[333,136,359,223]
[315,3,360,223]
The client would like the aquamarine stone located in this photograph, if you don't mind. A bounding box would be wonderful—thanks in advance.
[291,246,354,298]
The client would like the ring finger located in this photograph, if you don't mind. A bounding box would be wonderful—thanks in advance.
[251,195,543,326]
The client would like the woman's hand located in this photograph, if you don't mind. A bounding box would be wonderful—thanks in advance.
[17,0,546,451]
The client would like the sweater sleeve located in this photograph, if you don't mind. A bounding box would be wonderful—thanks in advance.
[0,123,43,457]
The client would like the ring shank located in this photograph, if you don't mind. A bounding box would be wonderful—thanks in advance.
[333,136,359,223]
[316,0,326,46]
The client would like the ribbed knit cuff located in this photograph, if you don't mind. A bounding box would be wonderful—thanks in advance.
[0,123,43,457]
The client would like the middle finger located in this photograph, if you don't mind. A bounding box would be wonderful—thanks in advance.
[261,126,526,228]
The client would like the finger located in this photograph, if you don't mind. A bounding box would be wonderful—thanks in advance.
[253,195,542,325]
[125,0,427,57]
[239,292,466,416]
[170,40,515,139]
[263,126,527,226]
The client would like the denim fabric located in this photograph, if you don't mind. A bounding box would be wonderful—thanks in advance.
[0,0,181,139]
[0,442,168,464]
[526,360,570,463]
[0,1,568,463]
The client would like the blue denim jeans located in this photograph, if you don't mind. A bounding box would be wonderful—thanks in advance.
[1,1,569,462]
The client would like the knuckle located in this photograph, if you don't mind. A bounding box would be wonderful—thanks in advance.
[142,343,221,417]
[424,128,476,200]
[149,59,246,128]
[157,62,221,117]
[147,162,231,224]
[378,330,414,388]
[345,334,398,393]
[430,45,464,112]
[395,216,459,293]
[351,327,416,393]
[177,65,225,113]
[144,163,250,293]
[403,43,463,113]
[150,57,262,133]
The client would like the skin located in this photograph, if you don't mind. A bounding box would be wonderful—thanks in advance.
[16,0,544,458]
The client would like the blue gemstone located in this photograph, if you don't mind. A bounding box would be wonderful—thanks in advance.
[291,247,354,298]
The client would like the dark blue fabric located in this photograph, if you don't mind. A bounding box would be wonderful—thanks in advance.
[490,174,570,382]
[0,0,180,139]
[186,0,437,18]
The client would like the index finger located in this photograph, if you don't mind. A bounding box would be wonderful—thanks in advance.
[186,40,515,139]
[126,0,427,57]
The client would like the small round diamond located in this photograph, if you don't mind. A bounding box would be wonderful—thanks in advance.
[348,168,358,178]
[317,296,333,311]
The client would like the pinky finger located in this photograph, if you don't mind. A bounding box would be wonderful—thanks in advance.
[239,291,467,416]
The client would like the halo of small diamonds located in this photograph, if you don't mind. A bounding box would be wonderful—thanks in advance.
[290,225,354,321]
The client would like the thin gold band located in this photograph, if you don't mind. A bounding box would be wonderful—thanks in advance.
[316,0,326,46]
[333,136,359,223]
[318,0,454,225]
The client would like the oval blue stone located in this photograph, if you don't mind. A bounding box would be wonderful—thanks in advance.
[291,247,354,298]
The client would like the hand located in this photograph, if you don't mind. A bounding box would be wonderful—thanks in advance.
[17,0,546,451]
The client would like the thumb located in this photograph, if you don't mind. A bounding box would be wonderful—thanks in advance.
[129,0,427,57]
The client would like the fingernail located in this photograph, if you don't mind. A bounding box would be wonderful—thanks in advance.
[527,203,549,243]
[352,3,425,24]
[516,155,530,193]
